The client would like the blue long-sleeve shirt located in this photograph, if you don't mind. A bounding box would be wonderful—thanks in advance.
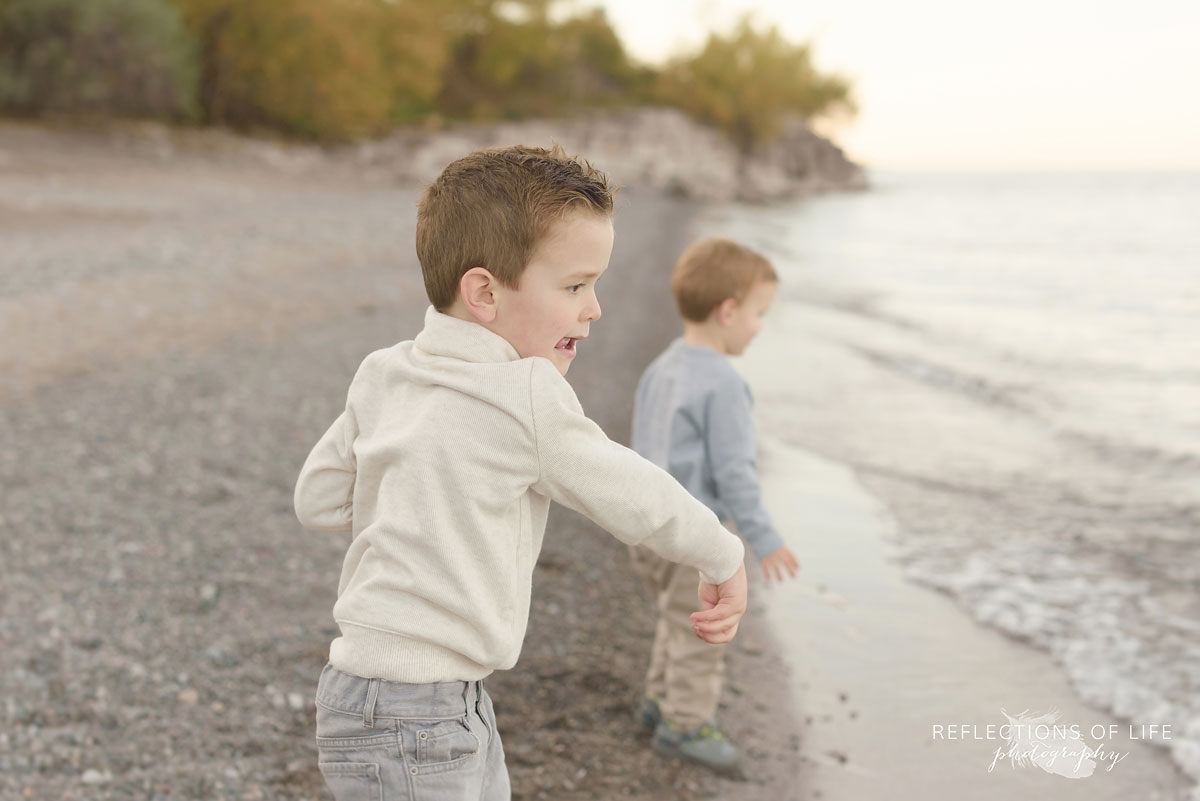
[631,338,784,560]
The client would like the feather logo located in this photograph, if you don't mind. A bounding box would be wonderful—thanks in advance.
[992,708,1098,778]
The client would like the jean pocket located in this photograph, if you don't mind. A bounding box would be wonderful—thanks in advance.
[403,718,480,775]
[318,760,383,801]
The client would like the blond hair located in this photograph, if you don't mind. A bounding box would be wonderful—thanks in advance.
[671,237,778,322]
[416,144,615,310]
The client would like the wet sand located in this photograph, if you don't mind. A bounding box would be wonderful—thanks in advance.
[754,441,1188,799]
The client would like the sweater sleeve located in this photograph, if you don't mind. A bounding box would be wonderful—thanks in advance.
[705,378,784,560]
[294,407,358,534]
[528,359,744,585]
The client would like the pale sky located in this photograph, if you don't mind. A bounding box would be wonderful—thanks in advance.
[593,0,1200,170]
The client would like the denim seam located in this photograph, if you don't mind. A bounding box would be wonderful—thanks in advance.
[316,733,398,750]
[315,697,461,722]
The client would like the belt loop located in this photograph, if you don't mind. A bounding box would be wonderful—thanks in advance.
[362,678,380,728]
[474,680,484,718]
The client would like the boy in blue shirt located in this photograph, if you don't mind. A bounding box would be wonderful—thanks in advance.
[630,237,800,772]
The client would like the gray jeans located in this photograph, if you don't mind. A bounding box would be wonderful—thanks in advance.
[314,663,510,801]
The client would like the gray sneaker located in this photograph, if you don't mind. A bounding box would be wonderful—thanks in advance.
[636,696,663,730]
[652,719,742,773]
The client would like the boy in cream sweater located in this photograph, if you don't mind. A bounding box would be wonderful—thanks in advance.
[293,145,748,801]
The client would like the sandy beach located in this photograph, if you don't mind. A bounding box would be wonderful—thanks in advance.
[7,122,1193,801]
[0,123,801,800]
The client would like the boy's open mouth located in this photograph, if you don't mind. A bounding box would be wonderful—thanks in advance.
[555,337,581,355]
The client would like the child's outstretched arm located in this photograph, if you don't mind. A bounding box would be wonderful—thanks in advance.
[294,408,358,534]
[759,545,800,582]
[707,380,799,581]
[528,360,746,596]
[691,564,748,643]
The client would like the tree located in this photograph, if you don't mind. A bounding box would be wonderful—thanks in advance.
[0,0,198,119]
[174,0,454,139]
[655,14,856,153]
[436,1,641,120]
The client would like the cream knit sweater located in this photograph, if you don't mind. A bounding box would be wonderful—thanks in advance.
[294,306,745,683]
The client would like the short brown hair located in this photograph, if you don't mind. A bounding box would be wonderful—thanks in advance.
[416,144,615,310]
[671,237,778,322]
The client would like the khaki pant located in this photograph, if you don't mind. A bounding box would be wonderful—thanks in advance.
[629,543,733,730]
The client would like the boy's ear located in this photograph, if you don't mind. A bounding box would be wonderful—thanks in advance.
[714,297,739,326]
[459,267,499,323]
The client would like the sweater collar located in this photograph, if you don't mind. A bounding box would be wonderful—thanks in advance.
[414,306,522,363]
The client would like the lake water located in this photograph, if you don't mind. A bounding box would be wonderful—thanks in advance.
[691,171,1200,798]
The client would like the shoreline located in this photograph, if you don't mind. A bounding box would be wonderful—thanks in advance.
[747,437,1190,799]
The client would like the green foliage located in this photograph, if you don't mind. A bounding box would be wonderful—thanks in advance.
[436,1,642,120]
[0,0,198,118]
[174,0,454,140]
[655,15,856,153]
[0,0,857,145]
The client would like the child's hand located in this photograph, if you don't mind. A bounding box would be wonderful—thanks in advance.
[761,545,800,582]
[691,564,748,644]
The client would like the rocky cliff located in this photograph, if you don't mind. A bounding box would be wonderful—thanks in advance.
[354,107,867,202]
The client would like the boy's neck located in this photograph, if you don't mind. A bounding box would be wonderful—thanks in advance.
[441,301,480,326]
[682,322,728,355]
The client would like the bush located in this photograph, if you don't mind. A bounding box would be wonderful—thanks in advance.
[0,0,198,118]
[176,0,453,141]
[437,5,643,121]
[655,15,855,154]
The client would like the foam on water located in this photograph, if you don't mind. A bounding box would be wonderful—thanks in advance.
[747,437,1188,798]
